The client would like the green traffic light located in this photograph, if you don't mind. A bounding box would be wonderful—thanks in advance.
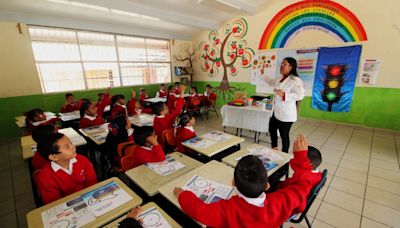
[326,92,337,101]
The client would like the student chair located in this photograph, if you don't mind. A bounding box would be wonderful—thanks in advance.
[187,97,203,120]
[117,142,136,157]
[120,155,137,171]
[205,96,218,119]
[286,169,328,228]
[162,128,177,153]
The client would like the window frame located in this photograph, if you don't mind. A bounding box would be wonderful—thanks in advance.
[28,25,173,94]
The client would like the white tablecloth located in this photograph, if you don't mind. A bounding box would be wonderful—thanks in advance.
[220,105,272,133]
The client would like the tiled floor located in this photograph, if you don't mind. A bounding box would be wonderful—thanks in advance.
[1,113,399,228]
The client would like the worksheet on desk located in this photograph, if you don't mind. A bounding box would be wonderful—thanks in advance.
[145,155,185,176]
[138,207,172,228]
[183,137,216,149]
[182,175,234,204]
[202,131,232,142]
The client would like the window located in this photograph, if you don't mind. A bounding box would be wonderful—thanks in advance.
[29,26,171,93]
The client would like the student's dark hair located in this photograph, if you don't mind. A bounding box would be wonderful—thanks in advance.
[80,101,92,118]
[174,82,180,86]
[140,88,146,93]
[32,124,56,143]
[152,102,165,116]
[308,146,322,170]
[133,126,154,146]
[191,86,198,94]
[118,218,142,228]
[65,93,74,99]
[177,113,193,127]
[167,85,174,92]
[111,94,125,107]
[26,108,44,122]
[160,83,165,87]
[109,114,129,141]
[37,133,64,160]
[283,57,299,77]
[234,155,268,198]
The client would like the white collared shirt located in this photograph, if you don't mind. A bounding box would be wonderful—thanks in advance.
[140,145,153,151]
[184,126,195,132]
[84,114,96,121]
[190,93,197,97]
[116,103,126,109]
[235,187,266,207]
[155,115,165,118]
[51,157,77,175]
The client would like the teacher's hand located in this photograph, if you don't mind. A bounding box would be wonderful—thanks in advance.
[276,89,285,97]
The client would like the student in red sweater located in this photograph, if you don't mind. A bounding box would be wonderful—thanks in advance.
[204,84,217,107]
[131,126,166,168]
[35,133,97,204]
[175,113,197,153]
[185,86,200,109]
[139,88,149,102]
[174,82,181,95]
[152,85,186,146]
[96,92,111,110]
[155,84,167,98]
[79,92,110,129]
[31,124,57,171]
[60,93,80,113]
[110,94,127,119]
[278,145,322,214]
[166,85,177,112]
[173,134,314,228]
[26,108,59,134]
[106,114,134,166]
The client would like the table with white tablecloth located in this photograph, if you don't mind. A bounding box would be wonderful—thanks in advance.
[220,105,272,143]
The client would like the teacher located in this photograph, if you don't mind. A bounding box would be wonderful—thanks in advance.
[269,57,305,153]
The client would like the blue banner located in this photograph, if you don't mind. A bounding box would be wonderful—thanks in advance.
[312,45,362,112]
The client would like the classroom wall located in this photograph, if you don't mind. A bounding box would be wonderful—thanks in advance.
[190,0,400,131]
[0,21,190,139]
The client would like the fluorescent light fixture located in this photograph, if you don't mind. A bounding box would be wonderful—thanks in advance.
[110,9,140,17]
[70,2,108,11]
[215,0,241,10]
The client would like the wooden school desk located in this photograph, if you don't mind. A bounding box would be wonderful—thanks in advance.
[59,111,80,122]
[125,152,203,197]
[222,144,293,176]
[79,123,109,145]
[182,131,244,160]
[128,113,155,127]
[21,127,87,160]
[159,160,234,226]
[143,97,167,103]
[102,202,181,228]
[26,177,142,228]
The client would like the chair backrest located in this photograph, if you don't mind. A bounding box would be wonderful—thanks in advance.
[120,155,137,171]
[290,169,328,223]
[192,97,202,107]
[117,142,136,157]
[163,128,177,146]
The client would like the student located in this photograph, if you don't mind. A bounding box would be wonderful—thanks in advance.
[175,113,197,153]
[106,114,134,166]
[35,133,97,204]
[204,84,217,107]
[127,90,142,116]
[185,86,200,109]
[31,124,57,171]
[173,82,181,95]
[26,108,58,134]
[118,207,143,228]
[96,92,111,110]
[110,94,127,119]
[278,146,322,214]
[173,134,314,228]
[60,93,80,113]
[79,92,110,128]
[166,85,176,112]
[152,85,186,146]
[155,84,167,98]
[139,88,148,102]
[131,126,166,168]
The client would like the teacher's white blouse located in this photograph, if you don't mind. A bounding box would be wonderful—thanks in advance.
[269,75,305,122]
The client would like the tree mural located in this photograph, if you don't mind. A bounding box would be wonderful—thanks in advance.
[199,18,254,100]
[173,43,196,86]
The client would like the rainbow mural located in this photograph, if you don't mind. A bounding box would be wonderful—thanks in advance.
[259,0,368,49]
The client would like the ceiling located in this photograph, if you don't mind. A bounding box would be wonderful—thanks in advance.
[0,0,270,40]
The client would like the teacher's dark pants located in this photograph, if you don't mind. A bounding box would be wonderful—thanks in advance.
[269,114,293,153]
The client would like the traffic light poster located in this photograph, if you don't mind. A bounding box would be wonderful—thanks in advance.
[311,45,362,112]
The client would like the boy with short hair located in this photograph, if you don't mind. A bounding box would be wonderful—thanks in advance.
[35,133,97,204]
[131,126,166,168]
[173,82,181,95]
[61,93,79,113]
[152,85,185,146]
[173,134,314,228]
[31,124,57,171]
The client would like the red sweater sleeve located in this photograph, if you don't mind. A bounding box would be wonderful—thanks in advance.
[148,145,166,162]
[178,191,226,227]
[165,98,184,124]
[80,155,97,187]
[97,94,109,117]
[36,170,62,204]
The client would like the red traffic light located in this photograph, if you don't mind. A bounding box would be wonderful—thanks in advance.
[329,66,341,76]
